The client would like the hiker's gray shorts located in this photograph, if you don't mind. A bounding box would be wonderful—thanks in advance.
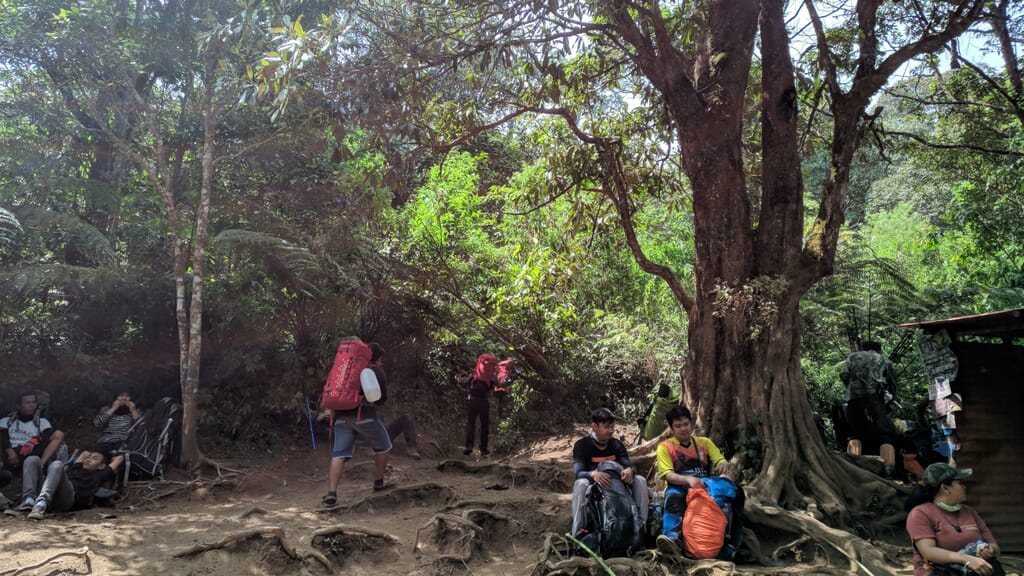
[332,417,392,460]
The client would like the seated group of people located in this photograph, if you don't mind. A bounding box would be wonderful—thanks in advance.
[0,390,139,520]
[571,406,1005,576]
[571,405,744,559]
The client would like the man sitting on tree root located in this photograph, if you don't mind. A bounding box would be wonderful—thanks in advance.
[570,407,649,535]
[841,340,899,480]
[654,405,745,557]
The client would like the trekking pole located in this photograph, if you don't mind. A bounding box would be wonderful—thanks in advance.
[304,394,317,451]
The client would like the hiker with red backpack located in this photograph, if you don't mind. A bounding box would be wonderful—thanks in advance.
[654,405,746,560]
[493,357,519,421]
[321,341,392,508]
[463,353,497,457]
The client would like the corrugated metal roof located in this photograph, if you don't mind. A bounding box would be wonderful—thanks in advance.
[899,308,1024,339]
[948,341,1024,553]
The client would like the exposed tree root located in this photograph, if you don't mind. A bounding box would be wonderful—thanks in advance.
[529,543,738,576]
[745,501,896,575]
[0,546,91,576]
[312,524,398,541]
[172,525,330,571]
[439,499,494,513]
[311,523,400,567]
[116,474,238,510]
[319,482,457,514]
[237,506,268,519]
[436,459,572,492]
[193,453,242,478]
[429,440,447,460]
[414,512,484,562]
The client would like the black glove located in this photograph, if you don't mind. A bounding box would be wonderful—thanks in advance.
[657,383,671,398]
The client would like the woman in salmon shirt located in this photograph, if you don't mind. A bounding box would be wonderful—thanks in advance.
[905,463,1004,576]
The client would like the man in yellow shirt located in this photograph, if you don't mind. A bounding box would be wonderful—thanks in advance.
[654,405,744,558]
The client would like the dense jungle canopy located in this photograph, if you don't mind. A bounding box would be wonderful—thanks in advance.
[0,0,1022,568]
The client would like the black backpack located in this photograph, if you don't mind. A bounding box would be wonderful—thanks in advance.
[118,397,182,481]
[573,465,642,558]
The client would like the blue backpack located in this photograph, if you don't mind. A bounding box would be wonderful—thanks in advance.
[701,476,741,560]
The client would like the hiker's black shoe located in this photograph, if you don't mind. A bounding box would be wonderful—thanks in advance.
[373,479,392,492]
[320,492,337,508]
[463,448,473,456]
[4,499,34,517]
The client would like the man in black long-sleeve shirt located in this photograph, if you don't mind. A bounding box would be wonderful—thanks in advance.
[570,408,648,535]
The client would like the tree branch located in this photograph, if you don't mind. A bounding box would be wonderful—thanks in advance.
[852,0,987,106]
[595,139,694,312]
[879,128,1024,156]
[802,0,842,99]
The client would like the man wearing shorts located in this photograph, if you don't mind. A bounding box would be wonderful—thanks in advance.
[321,342,392,508]
[841,340,899,479]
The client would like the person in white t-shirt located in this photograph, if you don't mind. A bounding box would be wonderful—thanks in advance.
[1,391,66,515]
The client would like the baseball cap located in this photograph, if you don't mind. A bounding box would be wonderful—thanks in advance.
[590,407,617,423]
[922,463,972,488]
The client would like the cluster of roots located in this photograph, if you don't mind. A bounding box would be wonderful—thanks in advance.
[166,458,920,575]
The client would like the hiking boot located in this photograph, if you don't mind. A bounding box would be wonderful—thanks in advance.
[406,448,422,460]
[463,448,473,456]
[372,479,392,492]
[656,535,680,555]
[27,502,46,520]
[479,450,491,459]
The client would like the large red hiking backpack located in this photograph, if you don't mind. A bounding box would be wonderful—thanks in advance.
[322,340,373,412]
[497,359,516,384]
[473,353,498,382]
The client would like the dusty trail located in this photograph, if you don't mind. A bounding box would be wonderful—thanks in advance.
[1,434,1020,576]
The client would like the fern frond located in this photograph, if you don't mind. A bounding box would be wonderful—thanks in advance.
[14,206,114,265]
[0,206,23,245]
[212,229,325,296]
[0,263,115,304]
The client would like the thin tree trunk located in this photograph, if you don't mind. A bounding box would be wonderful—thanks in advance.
[179,71,218,468]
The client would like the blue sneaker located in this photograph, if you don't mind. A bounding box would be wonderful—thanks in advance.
[27,500,46,520]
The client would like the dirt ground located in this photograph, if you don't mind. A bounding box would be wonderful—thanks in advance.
[1,431,1021,576]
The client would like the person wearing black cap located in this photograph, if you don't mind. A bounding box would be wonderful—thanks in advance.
[906,463,1003,576]
[570,408,648,535]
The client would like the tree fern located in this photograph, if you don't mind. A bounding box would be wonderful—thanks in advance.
[0,206,22,245]
[212,229,325,297]
[14,206,115,266]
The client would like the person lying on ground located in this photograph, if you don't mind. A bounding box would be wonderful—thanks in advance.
[1,391,66,515]
[906,463,1004,576]
[570,407,649,535]
[25,450,124,520]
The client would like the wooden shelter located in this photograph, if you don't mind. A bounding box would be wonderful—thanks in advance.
[900,308,1024,552]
